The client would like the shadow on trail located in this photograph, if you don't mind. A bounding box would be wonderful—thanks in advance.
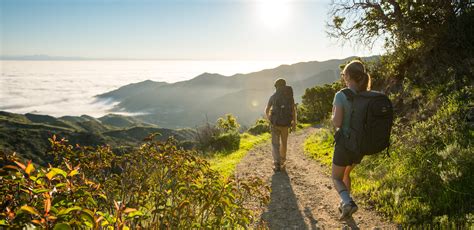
[262,172,316,229]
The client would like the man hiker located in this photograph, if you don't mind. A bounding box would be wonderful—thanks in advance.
[265,78,297,172]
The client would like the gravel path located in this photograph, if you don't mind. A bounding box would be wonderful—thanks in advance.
[235,127,396,229]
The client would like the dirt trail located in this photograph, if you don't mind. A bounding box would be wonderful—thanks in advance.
[235,127,396,229]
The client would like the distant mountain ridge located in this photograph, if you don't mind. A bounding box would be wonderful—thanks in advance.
[0,55,88,60]
[0,56,377,164]
[97,56,378,128]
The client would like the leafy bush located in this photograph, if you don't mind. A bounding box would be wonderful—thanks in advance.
[209,131,241,152]
[216,114,240,133]
[247,118,270,135]
[195,114,242,152]
[0,135,269,228]
[0,143,140,229]
[363,88,474,223]
[195,122,220,151]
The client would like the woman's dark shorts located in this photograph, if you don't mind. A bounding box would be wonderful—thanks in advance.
[332,130,363,167]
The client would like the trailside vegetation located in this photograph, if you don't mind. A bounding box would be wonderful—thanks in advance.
[209,132,271,177]
[298,82,343,124]
[193,115,273,177]
[304,93,473,224]
[0,135,269,228]
[300,0,474,225]
[195,114,241,152]
[247,118,271,135]
[304,128,334,168]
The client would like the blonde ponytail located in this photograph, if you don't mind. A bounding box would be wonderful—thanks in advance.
[360,72,371,91]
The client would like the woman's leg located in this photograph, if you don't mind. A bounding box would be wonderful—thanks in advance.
[332,164,346,191]
[332,142,352,203]
[332,144,351,201]
[332,144,358,220]
[343,164,356,192]
[333,164,355,220]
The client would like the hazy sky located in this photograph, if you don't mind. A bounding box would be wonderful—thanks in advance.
[1,0,384,61]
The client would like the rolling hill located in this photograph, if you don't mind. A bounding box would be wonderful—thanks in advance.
[0,111,195,165]
[96,57,374,128]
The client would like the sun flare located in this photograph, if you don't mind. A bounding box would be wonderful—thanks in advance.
[256,0,291,29]
[251,100,259,108]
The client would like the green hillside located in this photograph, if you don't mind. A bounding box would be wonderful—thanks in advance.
[0,111,195,165]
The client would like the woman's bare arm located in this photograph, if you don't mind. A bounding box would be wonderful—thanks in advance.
[332,105,343,129]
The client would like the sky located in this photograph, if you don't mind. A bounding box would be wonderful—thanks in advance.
[1,0,385,62]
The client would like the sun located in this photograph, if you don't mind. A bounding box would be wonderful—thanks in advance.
[256,0,291,29]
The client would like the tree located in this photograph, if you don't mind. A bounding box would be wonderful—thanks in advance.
[328,0,472,47]
[300,82,343,123]
[328,0,474,88]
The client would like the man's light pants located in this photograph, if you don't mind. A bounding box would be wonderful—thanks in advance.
[271,125,289,168]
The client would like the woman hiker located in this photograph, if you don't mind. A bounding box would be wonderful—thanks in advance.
[331,60,371,220]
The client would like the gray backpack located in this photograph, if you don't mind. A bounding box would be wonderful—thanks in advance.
[271,86,294,127]
[342,88,393,155]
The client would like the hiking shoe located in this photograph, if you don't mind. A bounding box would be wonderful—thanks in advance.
[272,165,281,172]
[339,201,358,221]
[338,201,344,213]
[349,201,358,215]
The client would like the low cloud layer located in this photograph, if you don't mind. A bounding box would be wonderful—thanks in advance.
[0,60,283,117]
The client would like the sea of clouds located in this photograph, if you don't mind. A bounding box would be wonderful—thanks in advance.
[0,60,284,117]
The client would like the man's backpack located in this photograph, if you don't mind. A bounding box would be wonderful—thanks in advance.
[342,88,393,155]
[271,86,294,127]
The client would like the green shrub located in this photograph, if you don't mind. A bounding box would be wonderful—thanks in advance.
[195,122,220,151]
[216,114,240,133]
[374,89,474,223]
[0,135,269,228]
[247,118,270,135]
[209,131,241,152]
[195,114,242,153]
[0,145,132,229]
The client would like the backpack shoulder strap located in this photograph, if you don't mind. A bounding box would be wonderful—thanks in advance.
[341,88,355,102]
[271,92,278,106]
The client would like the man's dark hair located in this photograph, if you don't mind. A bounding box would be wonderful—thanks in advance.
[274,78,286,88]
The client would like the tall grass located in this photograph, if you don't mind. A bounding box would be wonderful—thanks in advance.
[303,128,334,169]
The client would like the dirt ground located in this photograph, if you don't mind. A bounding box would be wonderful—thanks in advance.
[235,127,397,229]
